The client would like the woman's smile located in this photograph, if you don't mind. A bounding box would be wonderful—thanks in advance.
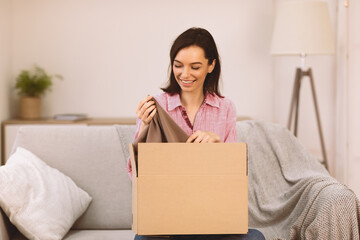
[179,78,197,87]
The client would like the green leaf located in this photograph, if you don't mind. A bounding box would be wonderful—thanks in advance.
[14,65,63,97]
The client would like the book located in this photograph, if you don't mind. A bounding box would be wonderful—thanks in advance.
[54,114,88,121]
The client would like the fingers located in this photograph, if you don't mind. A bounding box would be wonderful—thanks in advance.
[202,135,210,143]
[136,95,153,114]
[186,131,207,143]
[137,101,155,119]
[186,131,220,143]
[136,95,157,125]
[144,108,156,123]
[193,132,205,143]
[186,131,198,143]
[140,103,156,124]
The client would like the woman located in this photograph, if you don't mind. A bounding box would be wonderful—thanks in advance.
[131,28,265,240]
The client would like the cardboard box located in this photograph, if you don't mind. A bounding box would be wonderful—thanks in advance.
[129,143,248,235]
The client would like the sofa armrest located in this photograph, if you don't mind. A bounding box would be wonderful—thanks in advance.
[0,209,14,240]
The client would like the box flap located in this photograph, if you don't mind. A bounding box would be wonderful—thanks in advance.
[138,143,247,176]
[128,144,137,178]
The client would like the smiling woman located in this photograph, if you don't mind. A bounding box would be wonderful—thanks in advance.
[135,28,229,143]
[131,27,265,240]
[172,45,215,97]
[163,28,221,98]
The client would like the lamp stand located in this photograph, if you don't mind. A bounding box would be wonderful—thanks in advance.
[287,68,328,169]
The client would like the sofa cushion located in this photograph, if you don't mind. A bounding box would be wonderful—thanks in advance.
[0,147,92,240]
[10,126,135,230]
[12,229,136,240]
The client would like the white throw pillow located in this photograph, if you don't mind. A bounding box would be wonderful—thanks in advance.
[0,147,92,240]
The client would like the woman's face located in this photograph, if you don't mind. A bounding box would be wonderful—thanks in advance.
[173,45,215,96]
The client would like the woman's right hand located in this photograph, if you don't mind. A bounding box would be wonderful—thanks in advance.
[136,95,157,131]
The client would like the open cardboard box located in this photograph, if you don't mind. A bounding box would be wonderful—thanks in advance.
[129,143,248,235]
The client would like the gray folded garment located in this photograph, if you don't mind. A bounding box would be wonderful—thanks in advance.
[132,98,189,170]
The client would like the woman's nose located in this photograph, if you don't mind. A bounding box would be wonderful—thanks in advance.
[180,67,191,79]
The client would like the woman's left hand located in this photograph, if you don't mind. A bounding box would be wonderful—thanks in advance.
[186,130,222,143]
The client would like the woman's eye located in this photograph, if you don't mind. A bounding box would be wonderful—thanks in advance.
[192,67,200,70]
[174,65,181,68]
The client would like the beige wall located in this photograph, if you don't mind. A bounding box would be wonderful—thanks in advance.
[0,0,11,157]
[9,0,274,121]
[2,0,349,183]
[332,0,360,196]
[272,0,337,174]
[346,0,360,196]
[0,0,11,119]
[334,0,349,190]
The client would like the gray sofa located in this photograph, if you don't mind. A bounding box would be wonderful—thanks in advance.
[1,121,359,240]
[0,125,137,240]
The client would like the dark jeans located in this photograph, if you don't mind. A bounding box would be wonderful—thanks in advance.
[134,229,265,240]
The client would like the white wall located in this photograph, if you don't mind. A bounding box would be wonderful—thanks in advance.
[10,0,274,121]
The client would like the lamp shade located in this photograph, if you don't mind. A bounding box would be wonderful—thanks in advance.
[271,1,335,55]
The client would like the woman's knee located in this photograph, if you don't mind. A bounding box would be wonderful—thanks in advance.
[247,229,266,240]
[135,235,170,240]
[134,235,152,240]
[134,235,145,240]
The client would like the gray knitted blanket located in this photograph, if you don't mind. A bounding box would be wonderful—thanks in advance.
[237,120,360,240]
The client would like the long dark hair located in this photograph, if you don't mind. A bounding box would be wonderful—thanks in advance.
[161,27,222,97]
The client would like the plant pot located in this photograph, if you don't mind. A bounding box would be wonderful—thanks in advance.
[20,97,41,119]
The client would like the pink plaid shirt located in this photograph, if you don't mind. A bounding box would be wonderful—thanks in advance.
[127,92,237,176]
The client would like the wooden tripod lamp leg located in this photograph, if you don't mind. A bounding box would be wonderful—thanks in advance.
[287,68,328,170]
[308,69,328,169]
[293,70,303,137]
[288,68,302,134]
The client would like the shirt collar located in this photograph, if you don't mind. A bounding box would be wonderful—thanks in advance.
[167,92,220,111]
[167,93,182,111]
[204,92,220,108]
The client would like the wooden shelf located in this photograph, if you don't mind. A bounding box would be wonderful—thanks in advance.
[2,117,137,125]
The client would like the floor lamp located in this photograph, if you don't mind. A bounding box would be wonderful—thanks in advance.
[271,1,335,169]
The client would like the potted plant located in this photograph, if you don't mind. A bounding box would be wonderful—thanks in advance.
[15,65,63,119]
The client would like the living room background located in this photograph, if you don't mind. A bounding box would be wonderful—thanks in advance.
[2,0,359,195]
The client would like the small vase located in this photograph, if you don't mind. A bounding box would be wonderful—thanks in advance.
[20,97,41,119]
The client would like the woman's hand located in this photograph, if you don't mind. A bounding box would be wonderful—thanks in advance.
[136,95,157,133]
[186,130,222,143]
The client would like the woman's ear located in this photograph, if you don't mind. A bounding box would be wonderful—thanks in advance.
[208,59,216,73]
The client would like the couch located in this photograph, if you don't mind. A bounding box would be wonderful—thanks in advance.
[1,121,359,240]
[0,125,137,240]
